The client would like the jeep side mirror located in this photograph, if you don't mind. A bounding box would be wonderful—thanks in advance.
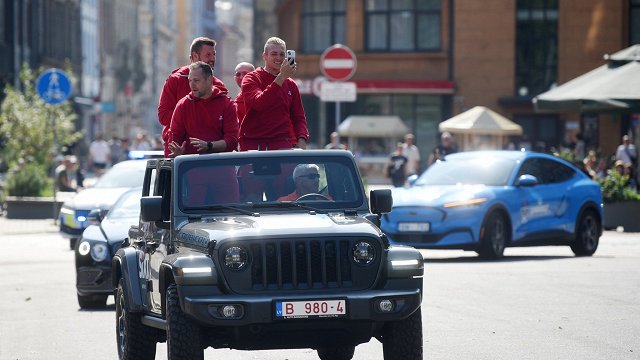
[370,189,392,215]
[140,196,163,222]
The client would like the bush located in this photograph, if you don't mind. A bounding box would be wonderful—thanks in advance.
[597,170,640,203]
[4,163,48,197]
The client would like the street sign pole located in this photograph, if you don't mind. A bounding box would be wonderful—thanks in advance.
[37,68,72,223]
[320,45,357,146]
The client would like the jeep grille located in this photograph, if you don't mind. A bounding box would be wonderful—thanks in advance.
[219,238,382,293]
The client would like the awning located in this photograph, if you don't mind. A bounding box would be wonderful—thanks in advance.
[337,115,409,137]
[438,106,523,136]
[533,45,640,112]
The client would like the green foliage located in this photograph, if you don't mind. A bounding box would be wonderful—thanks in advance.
[596,170,640,203]
[4,163,48,196]
[0,63,80,171]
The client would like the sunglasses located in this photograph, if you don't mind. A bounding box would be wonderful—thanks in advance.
[298,173,320,180]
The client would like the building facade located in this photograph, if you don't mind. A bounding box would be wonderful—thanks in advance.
[268,0,639,164]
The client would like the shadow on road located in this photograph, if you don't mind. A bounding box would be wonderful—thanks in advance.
[423,254,574,263]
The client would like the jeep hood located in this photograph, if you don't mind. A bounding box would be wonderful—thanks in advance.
[177,213,380,245]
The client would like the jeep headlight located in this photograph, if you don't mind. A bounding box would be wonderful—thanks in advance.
[352,241,375,265]
[224,246,248,270]
[90,242,109,262]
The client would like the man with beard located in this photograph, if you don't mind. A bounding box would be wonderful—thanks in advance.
[158,37,228,157]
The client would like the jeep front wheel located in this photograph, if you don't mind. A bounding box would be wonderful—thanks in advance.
[115,279,156,360]
[381,307,423,360]
[166,284,203,360]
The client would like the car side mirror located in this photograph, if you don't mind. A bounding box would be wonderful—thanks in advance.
[140,196,163,222]
[87,208,109,226]
[517,174,538,187]
[370,189,392,215]
[407,174,419,186]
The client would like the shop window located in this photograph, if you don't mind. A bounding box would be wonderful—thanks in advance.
[301,0,346,53]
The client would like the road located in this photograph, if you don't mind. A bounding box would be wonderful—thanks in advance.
[0,225,638,359]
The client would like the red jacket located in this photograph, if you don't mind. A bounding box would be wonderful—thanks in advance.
[239,67,308,146]
[158,65,228,155]
[169,87,238,155]
[235,92,247,126]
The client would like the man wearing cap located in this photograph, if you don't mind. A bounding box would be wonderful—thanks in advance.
[56,155,79,192]
[277,164,332,201]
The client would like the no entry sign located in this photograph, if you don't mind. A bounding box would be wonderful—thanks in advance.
[320,44,357,82]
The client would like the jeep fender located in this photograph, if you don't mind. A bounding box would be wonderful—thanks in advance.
[112,246,145,312]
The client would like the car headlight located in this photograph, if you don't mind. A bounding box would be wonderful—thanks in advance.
[224,246,248,270]
[78,241,91,256]
[90,242,109,262]
[352,241,375,265]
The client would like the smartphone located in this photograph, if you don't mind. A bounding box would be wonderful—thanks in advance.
[286,50,296,65]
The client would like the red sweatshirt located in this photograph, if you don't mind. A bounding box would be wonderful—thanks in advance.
[169,87,238,155]
[158,65,228,155]
[239,67,309,149]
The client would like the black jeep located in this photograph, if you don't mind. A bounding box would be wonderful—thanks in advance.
[112,149,424,360]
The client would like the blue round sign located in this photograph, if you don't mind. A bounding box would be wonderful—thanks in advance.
[36,68,72,105]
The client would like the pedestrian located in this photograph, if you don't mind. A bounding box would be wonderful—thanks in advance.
[55,155,79,192]
[402,133,421,176]
[89,133,110,177]
[233,61,255,125]
[324,131,346,150]
[386,142,408,187]
[615,135,637,168]
[168,61,238,156]
[428,132,457,166]
[158,36,228,157]
[239,36,309,151]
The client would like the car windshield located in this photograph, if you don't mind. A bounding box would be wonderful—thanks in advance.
[107,189,142,220]
[93,162,146,188]
[415,156,517,186]
[177,155,364,212]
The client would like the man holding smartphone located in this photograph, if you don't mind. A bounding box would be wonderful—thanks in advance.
[239,36,309,151]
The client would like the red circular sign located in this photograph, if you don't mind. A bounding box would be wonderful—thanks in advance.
[320,44,357,82]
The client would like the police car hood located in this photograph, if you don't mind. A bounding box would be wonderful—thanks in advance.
[177,213,380,246]
[63,187,131,210]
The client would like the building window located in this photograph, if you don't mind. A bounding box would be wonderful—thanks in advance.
[365,0,441,52]
[301,0,346,53]
[631,0,640,45]
[516,0,558,97]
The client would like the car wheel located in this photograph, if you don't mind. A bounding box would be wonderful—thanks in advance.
[70,238,77,250]
[317,345,355,360]
[571,209,600,256]
[115,279,157,360]
[166,283,203,360]
[77,293,108,309]
[381,307,423,360]
[479,211,508,259]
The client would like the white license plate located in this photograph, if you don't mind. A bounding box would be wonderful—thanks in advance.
[398,222,430,232]
[275,300,346,319]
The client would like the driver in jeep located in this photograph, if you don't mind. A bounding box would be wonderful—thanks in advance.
[277,163,332,201]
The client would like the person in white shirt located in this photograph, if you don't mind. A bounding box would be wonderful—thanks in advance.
[402,133,421,176]
[89,133,111,176]
[615,135,637,167]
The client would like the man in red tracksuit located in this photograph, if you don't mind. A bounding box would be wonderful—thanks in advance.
[233,62,255,126]
[168,61,239,205]
[239,36,309,151]
[158,37,228,157]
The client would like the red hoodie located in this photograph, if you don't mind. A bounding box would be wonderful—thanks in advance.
[158,65,228,155]
[239,67,308,150]
[169,87,238,155]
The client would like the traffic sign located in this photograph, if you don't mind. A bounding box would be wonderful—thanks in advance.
[37,68,72,105]
[320,81,357,102]
[320,44,357,82]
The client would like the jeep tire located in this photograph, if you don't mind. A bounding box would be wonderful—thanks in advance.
[115,279,156,360]
[166,284,204,360]
[381,307,423,360]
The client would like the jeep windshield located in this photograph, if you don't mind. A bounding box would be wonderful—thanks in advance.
[176,152,365,213]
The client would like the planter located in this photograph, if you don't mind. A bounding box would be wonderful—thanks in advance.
[603,201,640,232]
[4,196,64,219]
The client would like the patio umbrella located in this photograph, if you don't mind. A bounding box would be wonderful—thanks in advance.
[438,106,522,150]
[533,45,640,112]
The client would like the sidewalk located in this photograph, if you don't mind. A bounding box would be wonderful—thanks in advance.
[0,216,59,236]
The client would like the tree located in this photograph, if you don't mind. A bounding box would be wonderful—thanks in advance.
[0,63,80,195]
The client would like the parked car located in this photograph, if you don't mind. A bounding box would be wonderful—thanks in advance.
[381,151,603,259]
[113,150,424,360]
[75,187,141,309]
[59,154,160,249]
